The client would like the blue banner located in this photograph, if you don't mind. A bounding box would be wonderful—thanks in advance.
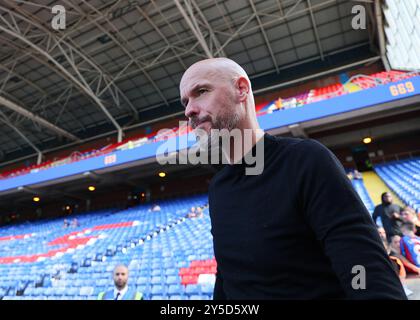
[0,76,419,193]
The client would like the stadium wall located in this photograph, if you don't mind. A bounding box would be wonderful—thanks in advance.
[0,64,385,175]
[332,131,420,169]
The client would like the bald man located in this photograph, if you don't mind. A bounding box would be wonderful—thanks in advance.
[180,58,406,299]
[180,57,263,169]
[98,265,143,300]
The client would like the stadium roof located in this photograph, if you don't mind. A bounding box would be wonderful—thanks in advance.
[0,0,380,164]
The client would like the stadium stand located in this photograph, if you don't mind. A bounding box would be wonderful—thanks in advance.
[0,168,409,300]
[0,194,214,300]
[1,70,418,182]
[351,178,376,214]
[375,158,420,212]
[257,70,419,114]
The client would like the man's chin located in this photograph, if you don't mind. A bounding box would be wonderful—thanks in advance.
[193,126,212,135]
[196,121,212,131]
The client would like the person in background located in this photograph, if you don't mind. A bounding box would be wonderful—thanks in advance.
[400,222,420,269]
[150,204,161,212]
[98,264,143,300]
[186,206,197,218]
[188,206,204,219]
[378,228,405,282]
[401,207,420,236]
[71,218,79,228]
[381,235,412,297]
[373,192,403,242]
[353,170,363,180]
[378,227,387,244]
[63,219,69,228]
[195,207,204,218]
[389,234,420,276]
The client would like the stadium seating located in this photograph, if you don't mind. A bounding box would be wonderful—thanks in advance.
[0,194,214,300]
[374,157,420,211]
[351,179,376,214]
[0,153,417,301]
[0,174,393,301]
[257,70,419,114]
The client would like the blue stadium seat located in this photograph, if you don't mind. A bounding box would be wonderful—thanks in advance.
[166,276,180,284]
[136,276,148,285]
[167,284,182,295]
[185,284,200,296]
[375,158,420,211]
[351,179,375,214]
[151,269,162,277]
[200,284,214,295]
[165,268,177,276]
[151,276,163,285]
[66,287,79,296]
[151,285,164,295]
[24,287,35,296]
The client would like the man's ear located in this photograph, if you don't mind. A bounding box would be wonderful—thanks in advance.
[236,76,250,102]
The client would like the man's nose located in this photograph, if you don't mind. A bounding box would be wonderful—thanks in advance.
[185,101,200,119]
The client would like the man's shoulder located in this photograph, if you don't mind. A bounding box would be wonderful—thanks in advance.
[126,287,143,300]
[406,235,420,243]
[264,133,303,150]
[98,289,113,299]
[391,203,402,210]
[402,235,413,243]
[265,134,327,154]
[265,135,333,166]
[100,288,113,294]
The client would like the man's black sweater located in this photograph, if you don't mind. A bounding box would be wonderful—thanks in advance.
[208,133,406,299]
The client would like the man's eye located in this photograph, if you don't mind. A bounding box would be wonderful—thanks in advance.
[198,88,207,94]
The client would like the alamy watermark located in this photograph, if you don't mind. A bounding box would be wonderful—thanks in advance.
[351,265,366,290]
[155,122,265,176]
[51,5,66,31]
[50,1,141,30]
[50,2,367,35]
[351,3,367,30]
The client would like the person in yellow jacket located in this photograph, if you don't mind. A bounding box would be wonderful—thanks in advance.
[98,264,143,300]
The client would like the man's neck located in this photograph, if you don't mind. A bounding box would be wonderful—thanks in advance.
[222,128,264,164]
[116,285,127,292]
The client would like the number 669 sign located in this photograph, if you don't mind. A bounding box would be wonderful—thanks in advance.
[389,81,415,96]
